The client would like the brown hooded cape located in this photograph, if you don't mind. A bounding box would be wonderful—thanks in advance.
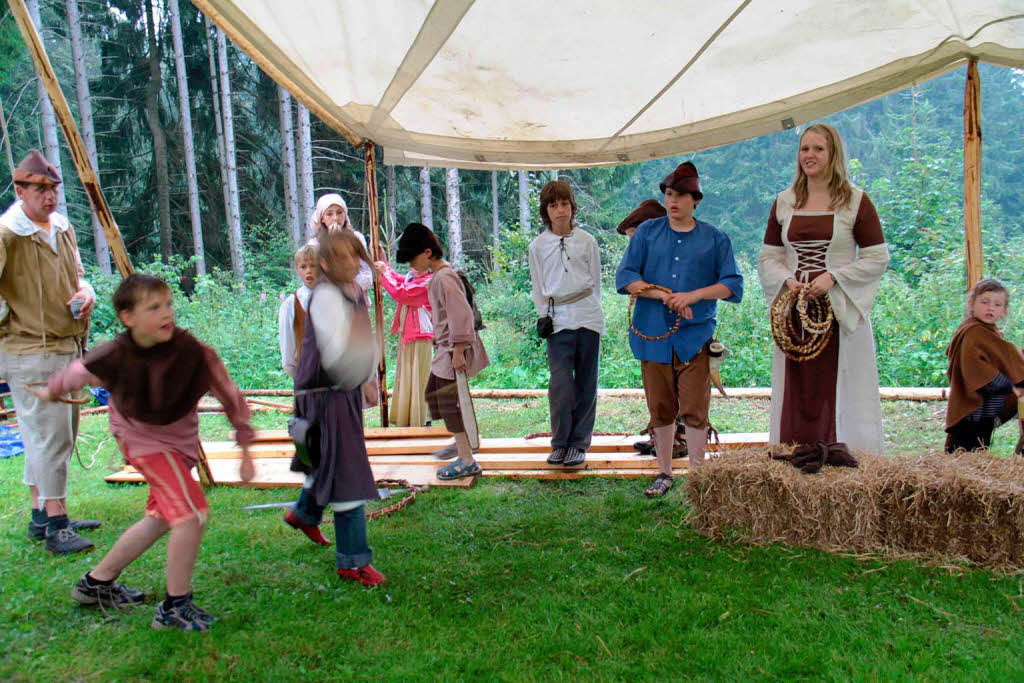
[945,317,1024,429]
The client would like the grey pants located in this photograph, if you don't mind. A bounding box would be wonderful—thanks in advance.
[546,328,600,451]
[1,350,78,501]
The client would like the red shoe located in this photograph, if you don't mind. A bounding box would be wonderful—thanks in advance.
[337,564,386,587]
[284,510,330,546]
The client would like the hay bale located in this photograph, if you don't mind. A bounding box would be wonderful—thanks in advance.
[687,447,1024,571]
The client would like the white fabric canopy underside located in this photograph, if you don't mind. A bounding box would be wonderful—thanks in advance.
[193,0,1024,169]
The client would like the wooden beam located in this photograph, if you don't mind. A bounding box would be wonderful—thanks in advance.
[9,0,133,277]
[364,142,389,427]
[963,59,983,289]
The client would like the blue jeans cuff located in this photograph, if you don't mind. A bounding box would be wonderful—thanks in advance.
[336,548,373,569]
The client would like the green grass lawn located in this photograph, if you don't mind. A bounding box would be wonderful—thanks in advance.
[2,399,1023,680]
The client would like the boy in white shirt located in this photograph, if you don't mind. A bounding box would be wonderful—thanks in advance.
[527,180,604,467]
[278,243,319,378]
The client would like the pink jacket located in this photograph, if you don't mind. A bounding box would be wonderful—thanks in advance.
[379,265,434,344]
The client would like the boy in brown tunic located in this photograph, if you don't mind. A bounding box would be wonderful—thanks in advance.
[396,223,489,480]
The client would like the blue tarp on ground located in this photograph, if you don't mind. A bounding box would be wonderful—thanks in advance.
[0,424,24,458]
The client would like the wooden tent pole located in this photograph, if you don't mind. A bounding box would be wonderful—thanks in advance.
[9,0,133,277]
[364,142,389,427]
[963,58,983,289]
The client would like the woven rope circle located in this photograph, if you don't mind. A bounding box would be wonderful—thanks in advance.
[770,287,834,362]
[628,284,682,342]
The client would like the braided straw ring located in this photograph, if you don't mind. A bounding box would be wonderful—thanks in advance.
[24,381,91,405]
[628,284,682,342]
[769,287,834,362]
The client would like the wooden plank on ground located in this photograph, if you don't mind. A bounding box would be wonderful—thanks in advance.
[480,468,687,480]
[205,432,769,460]
[237,425,452,443]
[361,452,684,470]
[104,458,474,488]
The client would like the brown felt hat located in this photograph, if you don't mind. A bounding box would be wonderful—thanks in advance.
[616,199,666,235]
[13,149,61,186]
[658,161,702,200]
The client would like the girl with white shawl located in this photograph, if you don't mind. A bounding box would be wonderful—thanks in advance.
[757,123,889,455]
[307,193,378,406]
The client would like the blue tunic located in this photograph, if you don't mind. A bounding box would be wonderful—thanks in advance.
[615,216,743,363]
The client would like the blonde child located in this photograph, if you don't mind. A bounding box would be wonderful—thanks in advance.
[34,274,254,630]
[283,229,385,586]
[278,243,319,378]
[945,278,1024,452]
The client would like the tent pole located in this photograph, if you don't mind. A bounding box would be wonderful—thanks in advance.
[963,58,982,289]
[9,0,132,277]
[364,142,389,427]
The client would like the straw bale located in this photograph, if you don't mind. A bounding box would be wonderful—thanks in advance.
[687,447,1024,571]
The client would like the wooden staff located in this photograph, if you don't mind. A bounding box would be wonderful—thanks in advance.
[963,59,982,289]
[9,0,133,277]
[364,142,389,427]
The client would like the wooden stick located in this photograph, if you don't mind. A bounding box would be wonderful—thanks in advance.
[8,0,133,277]
[364,142,389,427]
[245,397,293,411]
[963,59,983,289]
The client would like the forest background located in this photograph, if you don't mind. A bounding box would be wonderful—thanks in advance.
[1,0,1023,391]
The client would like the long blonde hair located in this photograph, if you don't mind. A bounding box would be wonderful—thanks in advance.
[792,123,853,210]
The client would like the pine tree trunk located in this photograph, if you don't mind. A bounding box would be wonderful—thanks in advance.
[204,16,231,233]
[296,103,314,231]
[215,26,244,279]
[143,0,172,261]
[491,170,499,271]
[65,0,110,274]
[167,0,204,275]
[419,166,433,229]
[277,87,300,249]
[385,163,397,249]
[445,168,461,265]
[26,0,67,217]
[518,170,530,233]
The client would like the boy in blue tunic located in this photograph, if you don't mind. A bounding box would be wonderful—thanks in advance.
[615,162,743,496]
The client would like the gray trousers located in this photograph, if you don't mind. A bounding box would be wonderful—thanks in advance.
[546,328,600,451]
[1,350,78,501]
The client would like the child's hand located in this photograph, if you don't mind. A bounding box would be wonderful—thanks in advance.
[373,261,388,274]
[25,383,55,402]
[1014,386,1024,399]
[785,278,803,292]
[452,347,468,372]
[239,446,255,483]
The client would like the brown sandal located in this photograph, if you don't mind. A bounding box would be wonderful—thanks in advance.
[644,474,674,497]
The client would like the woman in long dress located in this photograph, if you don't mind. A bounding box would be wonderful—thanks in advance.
[757,123,890,455]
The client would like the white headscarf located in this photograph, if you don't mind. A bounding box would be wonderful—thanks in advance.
[307,193,351,239]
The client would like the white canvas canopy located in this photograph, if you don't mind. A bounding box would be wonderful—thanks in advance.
[198,1,1024,171]
[192,0,1024,169]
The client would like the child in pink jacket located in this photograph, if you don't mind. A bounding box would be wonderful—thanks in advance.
[373,258,434,427]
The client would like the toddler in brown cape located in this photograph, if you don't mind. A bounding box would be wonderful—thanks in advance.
[945,279,1024,452]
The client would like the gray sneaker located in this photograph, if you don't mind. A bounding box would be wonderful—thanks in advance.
[563,447,586,467]
[30,518,101,542]
[546,448,567,464]
[46,527,95,555]
[151,595,216,631]
[71,574,145,608]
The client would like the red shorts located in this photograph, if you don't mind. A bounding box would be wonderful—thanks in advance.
[127,451,209,526]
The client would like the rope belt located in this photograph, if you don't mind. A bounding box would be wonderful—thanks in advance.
[628,284,681,342]
[770,287,834,362]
